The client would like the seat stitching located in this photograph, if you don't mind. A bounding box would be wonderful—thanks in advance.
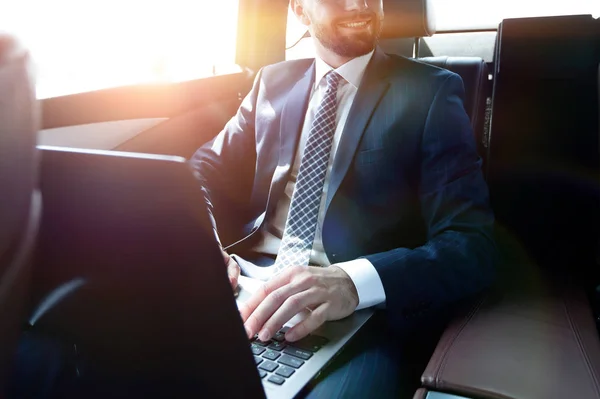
[472,63,484,134]
[435,296,485,388]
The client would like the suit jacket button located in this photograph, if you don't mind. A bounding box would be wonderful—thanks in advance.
[331,253,337,258]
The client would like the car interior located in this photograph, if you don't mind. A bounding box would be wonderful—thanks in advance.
[0,0,599,398]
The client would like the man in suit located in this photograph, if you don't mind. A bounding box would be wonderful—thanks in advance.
[191,0,496,396]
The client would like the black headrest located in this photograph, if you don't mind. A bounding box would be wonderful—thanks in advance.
[497,15,600,79]
[381,0,436,39]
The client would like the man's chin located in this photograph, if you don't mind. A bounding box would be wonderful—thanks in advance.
[315,29,379,59]
[334,42,377,58]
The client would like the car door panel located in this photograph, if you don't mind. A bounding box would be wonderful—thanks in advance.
[41,72,251,129]
[114,97,243,158]
[39,119,167,150]
[40,71,253,157]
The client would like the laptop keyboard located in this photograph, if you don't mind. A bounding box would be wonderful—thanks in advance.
[250,327,329,386]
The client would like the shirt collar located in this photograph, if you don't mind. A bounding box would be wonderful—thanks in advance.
[313,50,375,91]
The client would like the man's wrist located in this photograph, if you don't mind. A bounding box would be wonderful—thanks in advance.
[331,266,359,310]
[334,259,386,310]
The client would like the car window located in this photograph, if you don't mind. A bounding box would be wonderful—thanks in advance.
[1,0,241,98]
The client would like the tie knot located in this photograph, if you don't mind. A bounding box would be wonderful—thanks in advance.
[325,71,342,91]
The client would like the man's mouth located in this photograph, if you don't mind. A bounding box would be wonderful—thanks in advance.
[338,20,371,29]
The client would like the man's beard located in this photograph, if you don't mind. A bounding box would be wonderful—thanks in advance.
[312,15,382,58]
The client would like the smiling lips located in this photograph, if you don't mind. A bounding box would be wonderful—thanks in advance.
[338,20,371,29]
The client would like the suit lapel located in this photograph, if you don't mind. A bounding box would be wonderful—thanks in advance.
[266,62,315,215]
[325,47,392,212]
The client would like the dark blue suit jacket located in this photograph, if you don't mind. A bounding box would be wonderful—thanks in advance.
[191,47,496,330]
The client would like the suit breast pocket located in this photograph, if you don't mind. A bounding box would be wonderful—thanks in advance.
[355,148,385,166]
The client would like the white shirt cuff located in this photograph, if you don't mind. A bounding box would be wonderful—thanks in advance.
[335,258,386,310]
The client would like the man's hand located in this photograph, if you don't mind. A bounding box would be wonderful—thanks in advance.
[223,251,241,290]
[239,266,359,342]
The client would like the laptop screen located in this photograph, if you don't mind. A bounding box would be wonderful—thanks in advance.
[32,146,266,398]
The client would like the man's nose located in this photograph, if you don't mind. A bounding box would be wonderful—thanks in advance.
[340,0,369,11]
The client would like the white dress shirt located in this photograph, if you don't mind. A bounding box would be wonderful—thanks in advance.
[251,51,386,310]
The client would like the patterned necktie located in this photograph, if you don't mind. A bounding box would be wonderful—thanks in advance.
[273,71,343,273]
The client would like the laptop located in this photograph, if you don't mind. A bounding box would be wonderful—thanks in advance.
[35,145,373,399]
